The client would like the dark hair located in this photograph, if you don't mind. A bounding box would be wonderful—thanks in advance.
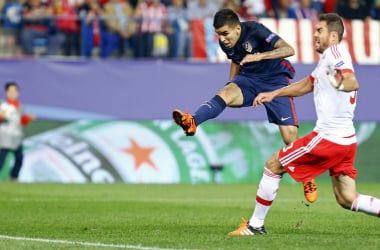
[5,81,19,91]
[319,13,344,42]
[213,8,240,29]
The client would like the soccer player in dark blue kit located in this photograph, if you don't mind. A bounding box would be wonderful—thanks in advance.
[173,8,318,203]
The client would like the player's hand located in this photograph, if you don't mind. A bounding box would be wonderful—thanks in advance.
[240,53,263,65]
[253,92,275,107]
[327,68,344,90]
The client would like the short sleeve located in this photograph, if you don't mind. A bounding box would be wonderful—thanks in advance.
[254,23,281,48]
[327,44,354,74]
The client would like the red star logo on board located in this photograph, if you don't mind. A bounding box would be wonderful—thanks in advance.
[121,138,157,171]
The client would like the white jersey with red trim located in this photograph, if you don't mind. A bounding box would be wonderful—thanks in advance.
[310,43,357,145]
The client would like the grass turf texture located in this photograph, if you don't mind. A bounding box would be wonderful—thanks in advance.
[0,183,379,250]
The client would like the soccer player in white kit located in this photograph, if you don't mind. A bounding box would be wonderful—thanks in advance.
[228,13,380,236]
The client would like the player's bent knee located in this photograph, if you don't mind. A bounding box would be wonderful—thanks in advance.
[283,134,297,145]
[217,83,242,106]
[265,153,285,175]
[279,125,298,145]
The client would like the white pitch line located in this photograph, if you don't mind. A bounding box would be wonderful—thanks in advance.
[0,235,183,250]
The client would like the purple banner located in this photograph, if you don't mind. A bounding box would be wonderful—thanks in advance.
[0,59,378,121]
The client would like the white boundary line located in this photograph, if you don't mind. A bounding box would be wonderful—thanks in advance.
[0,235,183,250]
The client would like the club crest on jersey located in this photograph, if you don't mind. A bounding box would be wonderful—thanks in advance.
[242,41,253,52]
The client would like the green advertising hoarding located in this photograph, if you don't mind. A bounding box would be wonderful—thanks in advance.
[0,120,378,183]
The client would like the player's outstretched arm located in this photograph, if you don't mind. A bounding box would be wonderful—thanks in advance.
[240,38,295,65]
[253,76,313,107]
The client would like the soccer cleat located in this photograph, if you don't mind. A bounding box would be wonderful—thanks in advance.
[172,109,197,136]
[228,218,267,236]
[303,179,318,203]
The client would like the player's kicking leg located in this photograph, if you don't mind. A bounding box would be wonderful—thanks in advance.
[173,95,227,136]
[332,175,380,217]
[172,94,227,136]
[173,83,242,136]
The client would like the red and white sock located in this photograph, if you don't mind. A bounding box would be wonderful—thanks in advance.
[351,194,380,217]
[249,167,282,228]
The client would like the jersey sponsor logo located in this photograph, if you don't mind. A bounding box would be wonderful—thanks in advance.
[242,41,253,52]
[350,90,357,104]
[281,116,291,121]
[287,166,295,172]
[265,33,276,43]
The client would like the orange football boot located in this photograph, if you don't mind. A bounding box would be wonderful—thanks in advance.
[172,109,197,136]
[303,179,318,203]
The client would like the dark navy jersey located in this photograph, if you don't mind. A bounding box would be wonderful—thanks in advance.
[220,21,295,79]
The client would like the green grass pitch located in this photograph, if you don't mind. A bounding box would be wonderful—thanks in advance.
[0,183,379,250]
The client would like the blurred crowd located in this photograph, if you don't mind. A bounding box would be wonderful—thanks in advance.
[0,0,379,58]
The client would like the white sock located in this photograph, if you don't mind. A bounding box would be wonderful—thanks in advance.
[249,167,282,228]
[351,194,380,217]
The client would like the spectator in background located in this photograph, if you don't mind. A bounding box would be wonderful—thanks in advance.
[77,0,103,57]
[294,0,318,21]
[127,0,139,9]
[373,0,380,19]
[0,82,35,181]
[166,0,191,58]
[310,0,324,13]
[323,0,336,12]
[264,0,278,18]
[336,0,372,20]
[0,0,4,13]
[1,0,23,56]
[98,0,108,7]
[1,0,23,34]
[240,0,268,20]
[101,0,136,58]
[21,0,65,55]
[52,0,80,56]
[67,0,84,9]
[134,0,168,58]
[187,0,219,20]
[223,0,241,15]
[271,0,297,19]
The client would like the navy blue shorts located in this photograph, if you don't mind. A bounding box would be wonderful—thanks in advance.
[230,74,298,126]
